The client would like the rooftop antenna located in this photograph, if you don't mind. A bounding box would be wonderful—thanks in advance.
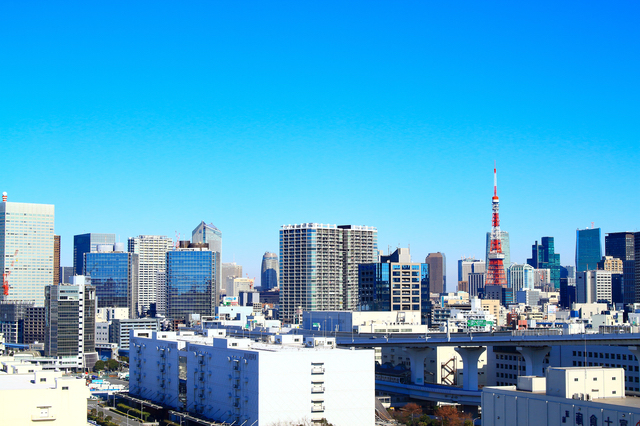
[591,222,594,229]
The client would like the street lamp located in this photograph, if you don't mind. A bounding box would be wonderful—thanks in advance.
[126,408,132,426]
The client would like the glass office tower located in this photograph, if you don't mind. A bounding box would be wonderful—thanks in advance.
[0,198,55,306]
[85,250,138,318]
[576,228,602,272]
[261,252,279,290]
[527,237,561,289]
[74,233,116,276]
[166,249,217,319]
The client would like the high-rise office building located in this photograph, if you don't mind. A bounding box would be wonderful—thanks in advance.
[279,223,378,324]
[575,227,602,272]
[485,231,511,279]
[605,232,636,304]
[84,244,139,318]
[60,266,74,284]
[54,235,60,285]
[0,194,55,306]
[508,263,535,293]
[425,252,446,294]
[261,252,278,290]
[192,221,222,291]
[73,233,115,276]
[128,235,173,316]
[527,237,561,289]
[166,248,217,319]
[358,248,430,324]
[44,276,97,369]
[458,258,485,283]
[221,262,242,296]
[576,270,612,304]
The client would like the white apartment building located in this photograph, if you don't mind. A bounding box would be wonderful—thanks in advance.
[279,223,377,323]
[0,195,55,306]
[481,367,640,426]
[128,235,173,316]
[130,330,375,426]
[0,369,89,425]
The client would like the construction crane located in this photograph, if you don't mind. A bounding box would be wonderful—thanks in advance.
[2,249,19,296]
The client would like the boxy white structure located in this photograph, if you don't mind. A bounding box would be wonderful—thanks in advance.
[130,330,375,426]
[482,367,640,426]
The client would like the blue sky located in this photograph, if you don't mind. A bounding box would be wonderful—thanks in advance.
[2,1,638,288]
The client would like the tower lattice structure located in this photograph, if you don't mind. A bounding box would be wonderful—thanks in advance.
[486,166,507,286]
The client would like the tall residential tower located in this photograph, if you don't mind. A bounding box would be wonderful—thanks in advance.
[279,223,377,324]
[128,235,173,316]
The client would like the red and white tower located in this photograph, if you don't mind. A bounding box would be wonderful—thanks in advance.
[486,164,507,287]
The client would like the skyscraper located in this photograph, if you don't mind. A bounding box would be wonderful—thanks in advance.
[73,233,115,276]
[59,266,74,284]
[54,235,60,285]
[458,257,485,283]
[576,228,602,272]
[128,235,173,316]
[425,252,446,294]
[192,221,222,290]
[221,262,242,296]
[0,193,55,306]
[166,248,217,319]
[85,244,139,318]
[526,237,561,289]
[44,276,97,370]
[605,232,635,304]
[508,264,535,293]
[279,223,377,324]
[261,252,279,290]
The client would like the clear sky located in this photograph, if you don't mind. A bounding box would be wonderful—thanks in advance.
[2,1,638,289]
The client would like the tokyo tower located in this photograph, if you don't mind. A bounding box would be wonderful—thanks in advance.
[486,164,507,286]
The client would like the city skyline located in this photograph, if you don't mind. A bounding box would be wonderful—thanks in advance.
[1,2,638,288]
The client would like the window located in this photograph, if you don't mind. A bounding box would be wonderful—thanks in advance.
[574,378,579,382]
[40,378,46,382]
[62,386,69,390]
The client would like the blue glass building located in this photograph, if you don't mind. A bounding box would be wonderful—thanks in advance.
[166,249,217,319]
[85,250,138,318]
[576,228,602,272]
[74,233,116,276]
[527,237,561,289]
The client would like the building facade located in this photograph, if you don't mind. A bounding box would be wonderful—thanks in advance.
[279,223,377,324]
[44,276,97,369]
[0,196,55,306]
[128,235,173,316]
[508,263,535,293]
[192,221,222,290]
[358,248,430,324]
[85,246,139,318]
[425,252,446,294]
[166,248,217,319]
[576,270,613,304]
[527,237,561,288]
[130,330,374,426]
[261,252,278,291]
[73,233,115,276]
[222,262,243,296]
[576,227,602,272]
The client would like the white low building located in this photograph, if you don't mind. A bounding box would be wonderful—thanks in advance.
[482,367,640,426]
[130,329,375,426]
[0,369,89,425]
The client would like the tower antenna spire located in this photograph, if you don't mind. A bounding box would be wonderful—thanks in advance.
[486,162,507,287]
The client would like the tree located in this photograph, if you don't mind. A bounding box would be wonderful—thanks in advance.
[107,359,119,371]
[401,403,423,423]
[434,405,471,426]
[94,360,105,371]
